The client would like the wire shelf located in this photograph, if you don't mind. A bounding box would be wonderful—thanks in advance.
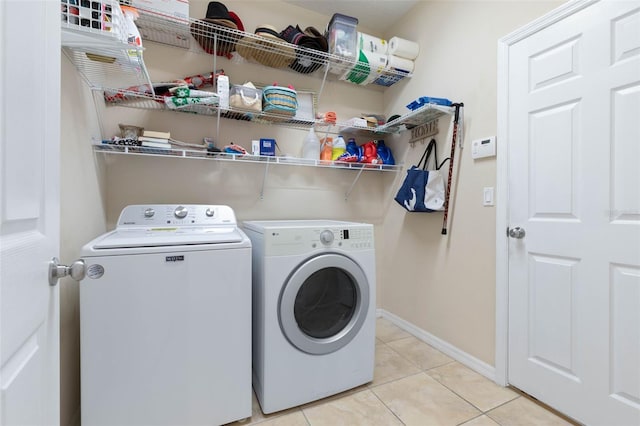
[61,0,153,93]
[93,143,403,171]
[61,3,410,93]
[101,90,412,134]
[61,3,444,138]
[382,103,455,132]
[62,46,151,92]
[152,12,410,83]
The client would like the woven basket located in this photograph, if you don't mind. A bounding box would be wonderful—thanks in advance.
[262,86,298,117]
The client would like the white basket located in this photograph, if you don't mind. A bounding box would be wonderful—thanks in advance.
[61,0,126,43]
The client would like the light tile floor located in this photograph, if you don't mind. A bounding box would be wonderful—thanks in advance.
[231,318,576,426]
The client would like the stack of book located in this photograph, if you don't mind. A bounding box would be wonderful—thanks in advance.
[139,130,171,149]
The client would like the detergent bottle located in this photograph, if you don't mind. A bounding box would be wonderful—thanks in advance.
[320,136,333,162]
[302,127,320,160]
[331,135,346,161]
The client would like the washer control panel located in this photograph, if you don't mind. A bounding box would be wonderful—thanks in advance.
[116,205,237,228]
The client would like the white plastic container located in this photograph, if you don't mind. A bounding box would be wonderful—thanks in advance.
[331,135,346,160]
[302,128,320,160]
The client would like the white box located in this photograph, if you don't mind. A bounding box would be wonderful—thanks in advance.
[217,75,229,110]
[123,0,190,48]
[123,0,189,20]
[344,117,368,128]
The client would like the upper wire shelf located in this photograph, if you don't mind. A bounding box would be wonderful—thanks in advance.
[60,2,411,97]
[134,7,412,85]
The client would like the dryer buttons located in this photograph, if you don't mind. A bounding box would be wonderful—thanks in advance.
[320,230,334,245]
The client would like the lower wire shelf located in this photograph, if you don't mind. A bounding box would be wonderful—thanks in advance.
[93,143,402,172]
[94,143,402,200]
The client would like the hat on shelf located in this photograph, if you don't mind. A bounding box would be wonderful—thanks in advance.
[236,25,296,69]
[228,11,244,32]
[190,2,243,56]
[280,25,328,74]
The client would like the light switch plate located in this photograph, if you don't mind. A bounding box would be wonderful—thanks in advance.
[483,187,494,206]
[471,136,496,159]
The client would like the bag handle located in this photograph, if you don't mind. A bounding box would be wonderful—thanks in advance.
[417,138,449,171]
[239,88,260,106]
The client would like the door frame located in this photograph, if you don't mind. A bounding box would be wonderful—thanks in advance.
[495,0,599,387]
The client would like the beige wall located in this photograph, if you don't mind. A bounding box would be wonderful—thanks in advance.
[59,58,108,426]
[59,1,562,424]
[380,0,563,366]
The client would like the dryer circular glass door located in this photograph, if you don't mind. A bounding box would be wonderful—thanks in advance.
[279,253,370,355]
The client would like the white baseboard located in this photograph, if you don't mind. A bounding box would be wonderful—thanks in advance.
[378,309,497,382]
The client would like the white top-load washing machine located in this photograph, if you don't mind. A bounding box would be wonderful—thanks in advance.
[242,220,376,414]
[80,205,252,426]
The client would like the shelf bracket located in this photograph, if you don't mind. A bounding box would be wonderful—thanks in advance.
[260,160,270,200]
[316,62,331,107]
[344,167,365,201]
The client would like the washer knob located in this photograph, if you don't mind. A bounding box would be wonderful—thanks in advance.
[205,208,215,217]
[320,230,334,245]
[174,206,188,219]
[144,208,155,218]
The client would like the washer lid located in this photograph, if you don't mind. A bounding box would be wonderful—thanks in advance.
[92,226,244,249]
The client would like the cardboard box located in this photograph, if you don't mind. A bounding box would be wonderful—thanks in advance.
[260,139,276,156]
[121,0,188,20]
[121,0,190,48]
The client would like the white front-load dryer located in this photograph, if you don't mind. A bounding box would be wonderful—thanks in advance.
[80,205,252,426]
[242,220,376,414]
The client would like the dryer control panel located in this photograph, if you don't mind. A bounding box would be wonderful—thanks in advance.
[258,225,374,256]
[116,204,237,227]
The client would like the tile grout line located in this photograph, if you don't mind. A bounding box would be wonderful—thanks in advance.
[379,332,459,373]
[425,373,506,417]
[300,406,312,426]
[380,335,519,421]
[481,395,524,425]
[369,370,427,391]
[455,413,492,426]
[368,382,409,426]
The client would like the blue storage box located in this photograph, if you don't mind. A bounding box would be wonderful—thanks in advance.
[260,138,276,156]
[406,97,452,110]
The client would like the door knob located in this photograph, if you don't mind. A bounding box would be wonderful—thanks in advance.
[48,257,85,286]
[508,227,526,239]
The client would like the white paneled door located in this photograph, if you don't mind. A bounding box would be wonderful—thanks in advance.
[0,1,61,425]
[507,0,640,424]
